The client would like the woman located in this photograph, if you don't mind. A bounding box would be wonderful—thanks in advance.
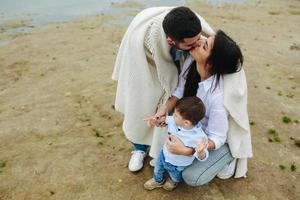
[149,30,252,186]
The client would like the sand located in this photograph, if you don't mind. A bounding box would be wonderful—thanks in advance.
[0,0,299,199]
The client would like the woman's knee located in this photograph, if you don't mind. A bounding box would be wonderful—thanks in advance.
[182,144,233,187]
[182,168,213,186]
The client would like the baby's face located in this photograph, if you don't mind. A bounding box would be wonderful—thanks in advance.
[173,109,185,127]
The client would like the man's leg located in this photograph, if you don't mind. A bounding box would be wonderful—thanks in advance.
[182,144,233,186]
[132,143,149,152]
[128,143,149,172]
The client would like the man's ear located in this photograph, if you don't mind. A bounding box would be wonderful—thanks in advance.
[166,37,176,45]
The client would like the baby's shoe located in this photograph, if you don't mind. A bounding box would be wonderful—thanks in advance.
[149,158,156,167]
[144,178,164,190]
[163,178,178,191]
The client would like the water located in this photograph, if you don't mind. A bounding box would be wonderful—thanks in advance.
[0,0,247,31]
[0,0,185,31]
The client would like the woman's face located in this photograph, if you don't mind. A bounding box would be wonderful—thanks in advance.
[189,36,214,64]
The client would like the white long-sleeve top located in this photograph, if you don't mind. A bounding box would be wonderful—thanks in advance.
[172,56,228,150]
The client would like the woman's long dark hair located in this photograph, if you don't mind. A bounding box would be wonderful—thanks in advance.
[208,30,243,90]
[183,30,243,95]
[183,61,200,97]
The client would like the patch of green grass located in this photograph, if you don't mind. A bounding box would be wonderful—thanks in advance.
[250,121,255,126]
[277,91,283,96]
[289,10,300,15]
[268,11,281,15]
[0,160,6,168]
[293,119,299,124]
[286,93,294,98]
[290,162,297,171]
[290,43,300,50]
[295,140,300,147]
[268,128,277,135]
[273,136,282,143]
[282,116,292,123]
[98,141,103,145]
[267,128,282,143]
[279,164,286,170]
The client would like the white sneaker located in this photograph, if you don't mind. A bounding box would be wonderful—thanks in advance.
[149,158,156,167]
[128,150,146,172]
[217,158,237,179]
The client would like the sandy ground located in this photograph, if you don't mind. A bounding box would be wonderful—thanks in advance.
[0,0,299,199]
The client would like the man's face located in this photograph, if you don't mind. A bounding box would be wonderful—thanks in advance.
[168,33,201,51]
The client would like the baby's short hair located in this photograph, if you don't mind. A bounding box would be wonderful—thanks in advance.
[175,96,206,125]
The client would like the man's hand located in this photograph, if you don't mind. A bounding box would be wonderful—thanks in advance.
[144,105,168,127]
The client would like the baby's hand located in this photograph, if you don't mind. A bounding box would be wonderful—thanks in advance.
[196,137,208,153]
[143,115,157,127]
[144,115,166,127]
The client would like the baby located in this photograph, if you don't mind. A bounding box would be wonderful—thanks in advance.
[144,96,208,191]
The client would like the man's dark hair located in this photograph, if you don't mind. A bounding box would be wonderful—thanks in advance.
[163,7,202,42]
[175,96,205,125]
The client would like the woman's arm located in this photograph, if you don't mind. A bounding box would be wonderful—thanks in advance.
[165,135,194,156]
[156,96,178,117]
[166,135,216,156]
[205,97,228,150]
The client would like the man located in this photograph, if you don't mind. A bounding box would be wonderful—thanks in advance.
[112,6,214,172]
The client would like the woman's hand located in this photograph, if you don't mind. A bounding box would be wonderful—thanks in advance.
[165,135,194,156]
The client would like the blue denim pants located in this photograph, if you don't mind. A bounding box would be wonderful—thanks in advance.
[154,150,185,183]
[182,143,234,186]
[132,143,149,152]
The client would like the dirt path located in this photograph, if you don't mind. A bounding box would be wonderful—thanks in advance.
[0,0,299,199]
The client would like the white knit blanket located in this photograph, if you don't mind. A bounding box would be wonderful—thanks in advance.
[224,68,253,178]
[112,6,214,146]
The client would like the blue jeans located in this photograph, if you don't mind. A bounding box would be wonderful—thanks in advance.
[132,143,149,152]
[154,150,185,183]
[182,143,234,186]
